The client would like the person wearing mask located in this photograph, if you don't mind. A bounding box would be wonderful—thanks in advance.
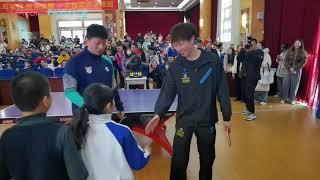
[242,39,264,121]
[122,48,135,78]
[57,49,70,64]
[275,43,289,103]
[282,40,307,105]
[254,48,272,105]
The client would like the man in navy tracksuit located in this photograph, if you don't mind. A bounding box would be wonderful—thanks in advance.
[63,24,125,119]
[145,23,232,180]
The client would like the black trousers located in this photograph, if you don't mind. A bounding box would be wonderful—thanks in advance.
[245,78,259,114]
[236,76,243,100]
[241,77,246,102]
[170,125,216,180]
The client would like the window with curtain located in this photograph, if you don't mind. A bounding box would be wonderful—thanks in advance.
[220,0,232,42]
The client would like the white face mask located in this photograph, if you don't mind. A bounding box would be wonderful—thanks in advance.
[127,50,132,55]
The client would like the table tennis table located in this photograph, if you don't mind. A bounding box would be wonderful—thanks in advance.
[0,89,177,155]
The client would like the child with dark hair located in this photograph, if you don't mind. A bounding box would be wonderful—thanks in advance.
[72,83,150,179]
[0,72,88,180]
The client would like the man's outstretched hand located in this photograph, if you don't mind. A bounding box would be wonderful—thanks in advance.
[145,115,160,134]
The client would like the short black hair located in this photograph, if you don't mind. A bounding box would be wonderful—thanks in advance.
[11,72,50,111]
[86,24,108,40]
[170,23,197,43]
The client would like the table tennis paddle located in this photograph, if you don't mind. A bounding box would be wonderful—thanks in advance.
[225,127,231,147]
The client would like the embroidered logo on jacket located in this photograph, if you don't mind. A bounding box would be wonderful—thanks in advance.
[85,66,92,74]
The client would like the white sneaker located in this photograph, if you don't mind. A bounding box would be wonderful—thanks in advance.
[259,102,267,105]
[274,94,279,97]
[291,101,296,105]
[242,109,250,115]
[245,113,256,121]
[280,100,285,104]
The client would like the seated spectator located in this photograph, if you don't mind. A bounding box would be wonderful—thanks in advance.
[34,53,47,64]
[57,49,70,64]
[74,35,80,45]
[126,54,142,74]
[65,38,74,50]
[7,60,16,70]
[61,60,67,68]
[24,60,33,69]
[48,60,60,71]
[39,59,48,68]
[131,43,142,57]
[146,45,160,64]
[148,60,162,89]
[21,39,29,48]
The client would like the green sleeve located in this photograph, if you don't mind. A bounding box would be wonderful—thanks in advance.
[64,89,84,108]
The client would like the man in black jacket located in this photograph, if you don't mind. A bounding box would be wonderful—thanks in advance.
[242,39,264,121]
[145,23,232,180]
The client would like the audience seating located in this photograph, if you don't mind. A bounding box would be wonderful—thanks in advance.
[37,68,54,78]
[0,69,17,80]
[54,68,65,77]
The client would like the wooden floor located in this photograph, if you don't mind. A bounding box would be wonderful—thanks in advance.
[1,99,320,180]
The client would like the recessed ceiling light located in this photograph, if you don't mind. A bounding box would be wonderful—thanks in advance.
[154,5,157,7]
[138,2,140,4]
[138,5,140,7]
[155,2,158,5]
[169,5,172,7]
[171,2,175,4]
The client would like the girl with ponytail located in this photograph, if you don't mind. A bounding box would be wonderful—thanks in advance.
[72,83,150,180]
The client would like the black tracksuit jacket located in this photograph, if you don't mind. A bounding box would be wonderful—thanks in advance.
[155,50,232,128]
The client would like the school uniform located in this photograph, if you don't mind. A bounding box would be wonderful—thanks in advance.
[154,50,232,180]
[81,114,150,180]
[0,114,88,180]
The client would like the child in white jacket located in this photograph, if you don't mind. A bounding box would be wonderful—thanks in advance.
[255,48,272,105]
[72,84,150,180]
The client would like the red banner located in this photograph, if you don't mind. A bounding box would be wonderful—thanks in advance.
[0,0,118,13]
